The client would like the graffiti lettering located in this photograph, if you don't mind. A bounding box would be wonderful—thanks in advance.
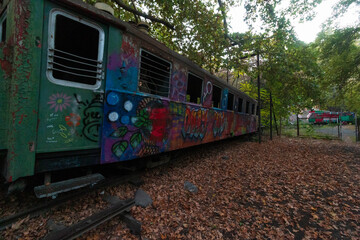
[213,112,226,137]
[75,94,103,142]
[182,108,208,140]
[170,68,186,101]
[202,80,213,107]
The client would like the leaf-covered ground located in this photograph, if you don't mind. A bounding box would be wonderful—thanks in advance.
[1,137,359,239]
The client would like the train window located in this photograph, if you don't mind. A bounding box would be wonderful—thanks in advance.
[246,101,250,114]
[186,73,202,104]
[138,49,171,97]
[212,85,222,108]
[252,104,255,115]
[238,98,243,112]
[47,10,104,89]
[0,10,6,43]
[227,92,234,110]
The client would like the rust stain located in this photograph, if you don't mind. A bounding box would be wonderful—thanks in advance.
[18,114,27,124]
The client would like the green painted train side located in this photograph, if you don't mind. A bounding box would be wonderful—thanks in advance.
[0,0,44,182]
[0,0,258,183]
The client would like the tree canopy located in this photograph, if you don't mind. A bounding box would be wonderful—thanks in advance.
[85,0,360,121]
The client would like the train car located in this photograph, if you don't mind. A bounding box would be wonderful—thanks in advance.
[0,0,258,192]
[307,111,354,124]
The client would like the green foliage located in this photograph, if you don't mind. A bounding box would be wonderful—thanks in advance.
[85,0,359,118]
[314,26,360,112]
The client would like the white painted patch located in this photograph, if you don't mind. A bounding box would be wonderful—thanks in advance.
[124,100,133,112]
[108,112,119,122]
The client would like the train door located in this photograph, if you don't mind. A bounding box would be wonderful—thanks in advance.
[36,2,107,167]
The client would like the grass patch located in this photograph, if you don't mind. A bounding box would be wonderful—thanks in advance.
[281,126,340,140]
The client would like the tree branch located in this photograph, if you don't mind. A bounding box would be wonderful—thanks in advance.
[113,0,174,30]
[217,0,242,46]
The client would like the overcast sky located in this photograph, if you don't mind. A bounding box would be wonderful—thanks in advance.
[229,0,360,43]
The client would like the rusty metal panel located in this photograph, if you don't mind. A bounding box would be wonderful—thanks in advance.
[1,0,44,182]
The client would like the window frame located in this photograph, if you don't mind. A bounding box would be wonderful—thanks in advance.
[0,9,7,43]
[186,72,203,104]
[138,48,172,98]
[227,92,234,111]
[211,84,222,109]
[46,9,105,90]
[238,97,243,113]
[245,101,250,114]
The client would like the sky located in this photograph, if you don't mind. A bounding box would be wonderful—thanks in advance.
[229,0,360,43]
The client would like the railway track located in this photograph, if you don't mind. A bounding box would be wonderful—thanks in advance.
[43,199,135,240]
[0,173,142,231]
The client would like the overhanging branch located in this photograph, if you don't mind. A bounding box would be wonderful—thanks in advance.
[113,0,175,30]
[217,0,242,46]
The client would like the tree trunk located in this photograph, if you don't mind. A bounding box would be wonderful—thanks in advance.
[270,92,273,140]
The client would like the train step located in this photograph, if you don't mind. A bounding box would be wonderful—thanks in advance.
[34,173,105,198]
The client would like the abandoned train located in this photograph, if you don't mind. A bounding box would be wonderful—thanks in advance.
[0,0,258,187]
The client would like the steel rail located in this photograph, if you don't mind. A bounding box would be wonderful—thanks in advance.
[0,174,140,231]
[43,199,135,240]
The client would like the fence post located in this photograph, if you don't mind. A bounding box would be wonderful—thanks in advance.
[297,114,299,137]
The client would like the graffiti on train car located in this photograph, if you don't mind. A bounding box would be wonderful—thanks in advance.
[213,111,226,137]
[170,64,187,102]
[47,93,72,112]
[101,92,256,164]
[202,78,213,107]
[75,94,103,142]
[182,108,208,140]
[102,94,171,162]
[44,93,102,144]
[222,89,228,109]
[107,36,139,91]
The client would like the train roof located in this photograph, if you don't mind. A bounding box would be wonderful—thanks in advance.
[55,0,257,103]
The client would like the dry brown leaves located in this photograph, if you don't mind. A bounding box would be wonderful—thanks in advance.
[0,137,359,240]
[129,137,360,239]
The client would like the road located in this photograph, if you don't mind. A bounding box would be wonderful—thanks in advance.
[314,125,357,143]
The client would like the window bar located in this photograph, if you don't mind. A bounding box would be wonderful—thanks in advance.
[49,54,100,68]
[141,54,171,69]
[49,67,101,79]
[50,48,102,63]
[139,73,171,84]
[52,62,101,74]
[140,61,171,75]
[139,65,170,78]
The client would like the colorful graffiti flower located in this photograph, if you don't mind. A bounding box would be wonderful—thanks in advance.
[48,93,72,112]
[65,113,81,127]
